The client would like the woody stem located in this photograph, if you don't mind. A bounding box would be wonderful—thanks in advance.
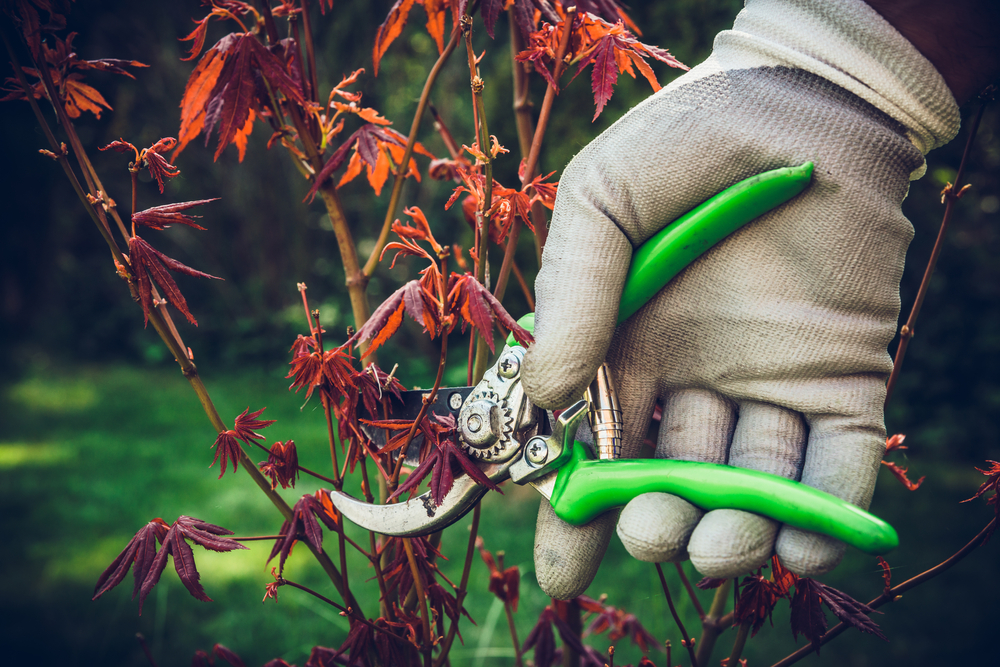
[770,517,997,667]
[885,99,987,407]
[363,26,463,278]
[433,503,481,667]
[493,8,576,301]
[656,563,699,667]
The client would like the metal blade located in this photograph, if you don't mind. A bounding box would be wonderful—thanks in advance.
[328,456,515,537]
[359,387,474,466]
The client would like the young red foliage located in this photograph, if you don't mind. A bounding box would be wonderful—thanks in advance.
[94,516,245,614]
[287,340,357,403]
[233,406,277,443]
[268,491,340,573]
[259,440,299,490]
[175,29,306,161]
[789,578,885,652]
[212,643,247,667]
[92,518,169,602]
[962,459,1000,536]
[880,433,925,491]
[876,556,892,596]
[127,235,221,326]
[211,430,244,478]
[733,556,797,637]
[582,595,657,653]
[379,534,448,604]
[522,599,591,667]
[447,273,534,352]
[131,199,219,231]
[2,31,146,119]
[477,536,521,611]
[389,412,500,504]
[306,123,433,202]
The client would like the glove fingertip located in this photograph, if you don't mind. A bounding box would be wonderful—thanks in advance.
[775,526,846,577]
[534,502,616,600]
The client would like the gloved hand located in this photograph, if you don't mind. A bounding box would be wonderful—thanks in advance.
[520,0,960,600]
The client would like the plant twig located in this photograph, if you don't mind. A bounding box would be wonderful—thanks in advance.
[403,538,434,666]
[675,562,706,619]
[695,579,733,667]
[656,563,699,667]
[885,99,987,407]
[280,578,407,644]
[493,7,575,301]
[498,552,523,667]
[770,517,997,667]
[363,26,463,277]
[433,504,481,667]
[726,623,750,667]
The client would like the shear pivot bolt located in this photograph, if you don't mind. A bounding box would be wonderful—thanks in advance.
[460,399,500,449]
[498,353,520,378]
[525,437,548,464]
[467,415,483,433]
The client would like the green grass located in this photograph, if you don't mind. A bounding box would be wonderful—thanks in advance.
[1,363,997,666]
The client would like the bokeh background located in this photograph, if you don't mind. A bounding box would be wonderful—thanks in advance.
[1,1,998,665]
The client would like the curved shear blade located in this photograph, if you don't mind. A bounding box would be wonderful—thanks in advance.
[328,457,515,537]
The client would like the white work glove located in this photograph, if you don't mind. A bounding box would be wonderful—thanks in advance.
[520,0,959,600]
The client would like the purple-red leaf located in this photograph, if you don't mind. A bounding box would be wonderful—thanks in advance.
[92,518,169,602]
[131,198,218,231]
[127,235,221,327]
[590,35,618,122]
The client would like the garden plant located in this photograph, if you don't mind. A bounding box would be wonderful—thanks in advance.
[3,0,998,665]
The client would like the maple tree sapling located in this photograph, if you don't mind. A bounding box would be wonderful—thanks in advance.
[6,0,1000,665]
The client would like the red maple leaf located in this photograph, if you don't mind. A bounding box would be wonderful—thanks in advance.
[127,235,221,326]
[789,578,885,652]
[477,536,521,611]
[880,433,925,491]
[2,32,146,120]
[961,459,1000,536]
[876,556,892,597]
[389,412,500,504]
[259,440,299,490]
[175,31,305,161]
[131,199,218,231]
[522,599,591,667]
[92,518,169,602]
[233,406,276,443]
[268,492,340,573]
[210,429,244,478]
[447,273,534,352]
[305,123,433,202]
[582,595,656,653]
[93,516,244,614]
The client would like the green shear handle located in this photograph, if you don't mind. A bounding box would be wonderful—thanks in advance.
[517,161,899,556]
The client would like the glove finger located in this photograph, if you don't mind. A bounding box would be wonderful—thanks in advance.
[534,370,657,599]
[688,400,807,578]
[618,388,736,562]
[776,396,887,576]
[520,194,633,410]
[534,501,617,600]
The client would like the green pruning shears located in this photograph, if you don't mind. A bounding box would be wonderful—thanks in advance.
[328,162,899,556]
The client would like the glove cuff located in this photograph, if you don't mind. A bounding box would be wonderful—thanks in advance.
[674,0,959,170]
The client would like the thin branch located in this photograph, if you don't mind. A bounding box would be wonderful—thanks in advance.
[656,563,699,667]
[726,623,750,667]
[280,578,407,644]
[770,517,997,667]
[433,503,482,667]
[498,552,524,667]
[493,7,575,301]
[695,579,734,667]
[403,538,434,667]
[675,562,706,619]
[363,27,463,277]
[885,99,988,407]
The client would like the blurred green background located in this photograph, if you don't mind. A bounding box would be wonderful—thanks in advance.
[1,1,998,665]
